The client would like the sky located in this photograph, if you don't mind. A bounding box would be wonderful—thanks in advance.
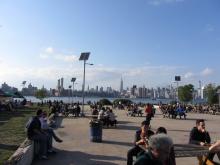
[0,0,220,91]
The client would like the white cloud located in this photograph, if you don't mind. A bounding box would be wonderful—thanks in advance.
[184,72,194,79]
[0,63,183,89]
[39,53,49,59]
[54,54,78,62]
[148,0,184,5]
[39,47,78,63]
[45,47,54,54]
[201,68,213,76]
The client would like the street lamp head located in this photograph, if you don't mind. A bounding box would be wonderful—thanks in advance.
[71,78,76,82]
[86,63,94,66]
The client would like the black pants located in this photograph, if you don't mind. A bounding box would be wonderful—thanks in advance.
[127,146,142,165]
[146,114,152,123]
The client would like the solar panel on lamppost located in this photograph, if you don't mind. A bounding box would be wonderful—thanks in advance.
[79,52,90,117]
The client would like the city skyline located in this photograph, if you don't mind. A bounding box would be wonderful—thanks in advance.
[0,0,220,90]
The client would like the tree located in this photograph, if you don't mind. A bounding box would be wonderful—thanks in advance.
[178,84,194,103]
[203,84,219,105]
[35,89,47,100]
[113,99,132,105]
[98,98,112,106]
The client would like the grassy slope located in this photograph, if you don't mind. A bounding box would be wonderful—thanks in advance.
[0,105,48,164]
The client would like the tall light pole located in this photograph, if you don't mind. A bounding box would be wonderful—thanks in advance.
[68,85,72,103]
[79,52,93,116]
[71,78,76,103]
[174,76,181,103]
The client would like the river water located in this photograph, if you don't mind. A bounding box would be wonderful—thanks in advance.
[24,96,173,104]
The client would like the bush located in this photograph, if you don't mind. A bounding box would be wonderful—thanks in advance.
[98,99,112,106]
[113,99,132,105]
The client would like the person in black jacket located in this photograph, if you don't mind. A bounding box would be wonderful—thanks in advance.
[189,119,211,145]
[127,120,154,165]
[189,119,211,165]
[27,109,50,160]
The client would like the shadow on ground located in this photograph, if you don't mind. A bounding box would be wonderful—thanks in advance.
[116,125,139,131]
[102,140,133,147]
[33,150,126,165]
[168,129,190,133]
[117,121,133,124]
[163,117,206,121]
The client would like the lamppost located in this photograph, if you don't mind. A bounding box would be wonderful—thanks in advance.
[79,52,93,116]
[68,85,72,103]
[174,76,181,103]
[71,78,76,103]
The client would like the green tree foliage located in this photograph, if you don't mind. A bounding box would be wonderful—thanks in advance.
[113,99,132,105]
[35,89,47,100]
[98,98,112,105]
[178,84,194,103]
[203,84,219,105]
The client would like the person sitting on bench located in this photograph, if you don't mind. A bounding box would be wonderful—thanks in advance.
[27,109,49,160]
[134,134,173,165]
[127,120,154,165]
[189,119,211,165]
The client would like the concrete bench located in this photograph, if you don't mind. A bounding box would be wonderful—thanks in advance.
[5,138,41,165]
[5,139,34,165]
[139,144,220,164]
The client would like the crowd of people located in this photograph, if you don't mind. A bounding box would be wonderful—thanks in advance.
[160,104,187,119]
[24,100,220,164]
[90,105,117,127]
[126,115,220,165]
[160,104,220,118]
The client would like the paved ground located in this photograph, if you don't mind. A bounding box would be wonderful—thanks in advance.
[33,108,220,165]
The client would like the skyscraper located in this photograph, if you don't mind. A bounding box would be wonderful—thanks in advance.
[120,77,123,93]
[57,79,60,90]
[61,77,64,90]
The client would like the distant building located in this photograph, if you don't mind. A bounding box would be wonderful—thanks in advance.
[120,77,123,93]
[100,87,103,93]
[107,87,112,93]
[61,77,64,90]
[1,82,18,93]
[57,79,61,90]
[21,83,37,96]
[131,85,137,97]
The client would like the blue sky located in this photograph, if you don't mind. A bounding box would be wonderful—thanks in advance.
[0,0,220,90]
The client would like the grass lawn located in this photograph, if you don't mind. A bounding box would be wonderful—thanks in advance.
[0,105,49,164]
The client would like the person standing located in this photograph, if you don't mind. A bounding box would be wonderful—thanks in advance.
[145,103,153,123]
